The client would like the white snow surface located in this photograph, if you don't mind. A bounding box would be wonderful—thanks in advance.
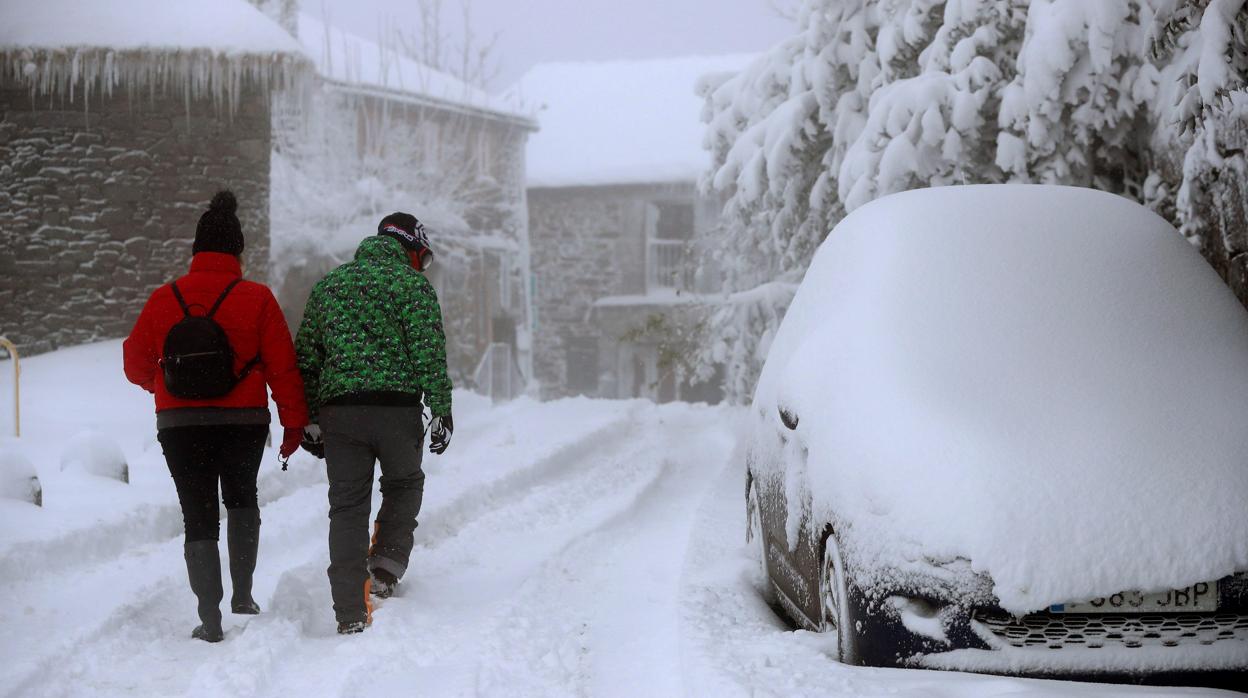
[508,54,756,188]
[0,339,1237,695]
[296,12,525,119]
[0,0,302,55]
[749,184,1248,615]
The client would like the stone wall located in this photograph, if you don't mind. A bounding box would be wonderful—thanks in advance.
[0,88,271,355]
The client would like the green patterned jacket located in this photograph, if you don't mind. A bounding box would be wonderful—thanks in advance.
[296,235,452,419]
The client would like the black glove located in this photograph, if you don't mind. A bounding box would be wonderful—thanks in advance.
[429,414,453,455]
[301,424,325,459]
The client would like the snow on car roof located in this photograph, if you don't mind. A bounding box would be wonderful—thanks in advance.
[297,13,529,123]
[507,54,756,188]
[751,184,1248,615]
[0,0,302,55]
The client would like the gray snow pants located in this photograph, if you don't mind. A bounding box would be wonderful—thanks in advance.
[320,405,426,624]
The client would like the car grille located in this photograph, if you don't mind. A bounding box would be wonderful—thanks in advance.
[974,612,1248,649]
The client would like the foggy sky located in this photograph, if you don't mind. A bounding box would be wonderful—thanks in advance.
[299,0,796,89]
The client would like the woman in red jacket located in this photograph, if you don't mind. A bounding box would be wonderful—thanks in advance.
[123,191,308,643]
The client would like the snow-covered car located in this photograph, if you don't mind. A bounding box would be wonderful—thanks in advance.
[744,184,1248,677]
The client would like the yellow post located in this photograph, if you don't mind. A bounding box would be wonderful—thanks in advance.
[0,337,18,438]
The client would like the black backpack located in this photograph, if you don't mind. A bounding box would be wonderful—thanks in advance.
[160,278,260,399]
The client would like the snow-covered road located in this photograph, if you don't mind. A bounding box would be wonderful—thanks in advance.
[0,342,1234,697]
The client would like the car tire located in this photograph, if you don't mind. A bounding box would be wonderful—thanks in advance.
[747,477,777,604]
[820,533,859,664]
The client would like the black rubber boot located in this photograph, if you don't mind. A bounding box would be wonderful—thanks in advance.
[184,540,224,642]
[227,508,262,615]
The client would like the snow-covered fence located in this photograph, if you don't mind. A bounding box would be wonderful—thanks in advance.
[0,337,17,437]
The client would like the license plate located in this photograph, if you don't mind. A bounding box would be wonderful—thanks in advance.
[1050,582,1218,613]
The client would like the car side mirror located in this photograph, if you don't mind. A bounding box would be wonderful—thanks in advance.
[778,406,799,431]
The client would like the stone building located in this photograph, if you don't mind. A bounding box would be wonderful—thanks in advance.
[511,56,753,402]
[0,0,305,355]
[270,13,538,391]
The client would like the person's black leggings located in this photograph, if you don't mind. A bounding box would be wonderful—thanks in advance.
[157,424,269,542]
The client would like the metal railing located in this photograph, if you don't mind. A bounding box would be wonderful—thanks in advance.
[0,337,18,437]
[646,239,689,291]
[473,342,526,402]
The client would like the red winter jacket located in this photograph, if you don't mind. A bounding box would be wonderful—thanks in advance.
[123,252,309,428]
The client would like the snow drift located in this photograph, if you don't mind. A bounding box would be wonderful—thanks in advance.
[749,184,1248,615]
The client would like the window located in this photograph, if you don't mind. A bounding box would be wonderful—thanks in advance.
[654,201,694,240]
[645,200,694,292]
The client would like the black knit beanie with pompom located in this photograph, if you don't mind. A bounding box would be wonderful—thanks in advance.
[193,190,244,256]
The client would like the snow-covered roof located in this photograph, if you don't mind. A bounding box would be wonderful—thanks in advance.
[507,54,756,189]
[0,0,302,56]
[0,0,306,108]
[297,13,532,126]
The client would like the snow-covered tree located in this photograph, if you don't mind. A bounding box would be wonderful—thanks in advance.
[699,0,1248,403]
[1145,0,1247,266]
[996,0,1151,191]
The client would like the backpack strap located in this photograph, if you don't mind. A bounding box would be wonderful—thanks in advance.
[236,354,263,382]
[169,282,192,317]
[207,278,244,319]
[208,278,263,380]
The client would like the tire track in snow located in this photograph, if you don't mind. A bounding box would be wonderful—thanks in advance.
[454,405,737,698]
[159,404,664,697]
[412,401,649,548]
[237,404,735,698]
[6,403,641,697]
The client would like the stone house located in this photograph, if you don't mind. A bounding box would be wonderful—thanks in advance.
[511,56,753,402]
[270,13,538,392]
[0,0,305,355]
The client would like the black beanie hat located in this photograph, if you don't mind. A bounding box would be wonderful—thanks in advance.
[193,191,244,256]
[377,212,430,251]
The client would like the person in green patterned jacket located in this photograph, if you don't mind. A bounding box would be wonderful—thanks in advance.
[295,212,453,635]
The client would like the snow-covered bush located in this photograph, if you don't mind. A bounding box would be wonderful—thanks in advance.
[0,449,41,506]
[60,431,129,483]
[699,0,1248,402]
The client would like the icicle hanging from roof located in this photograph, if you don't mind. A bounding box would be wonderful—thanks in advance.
[1,47,310,117]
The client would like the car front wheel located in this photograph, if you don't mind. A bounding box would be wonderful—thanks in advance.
[820,533,858,664]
